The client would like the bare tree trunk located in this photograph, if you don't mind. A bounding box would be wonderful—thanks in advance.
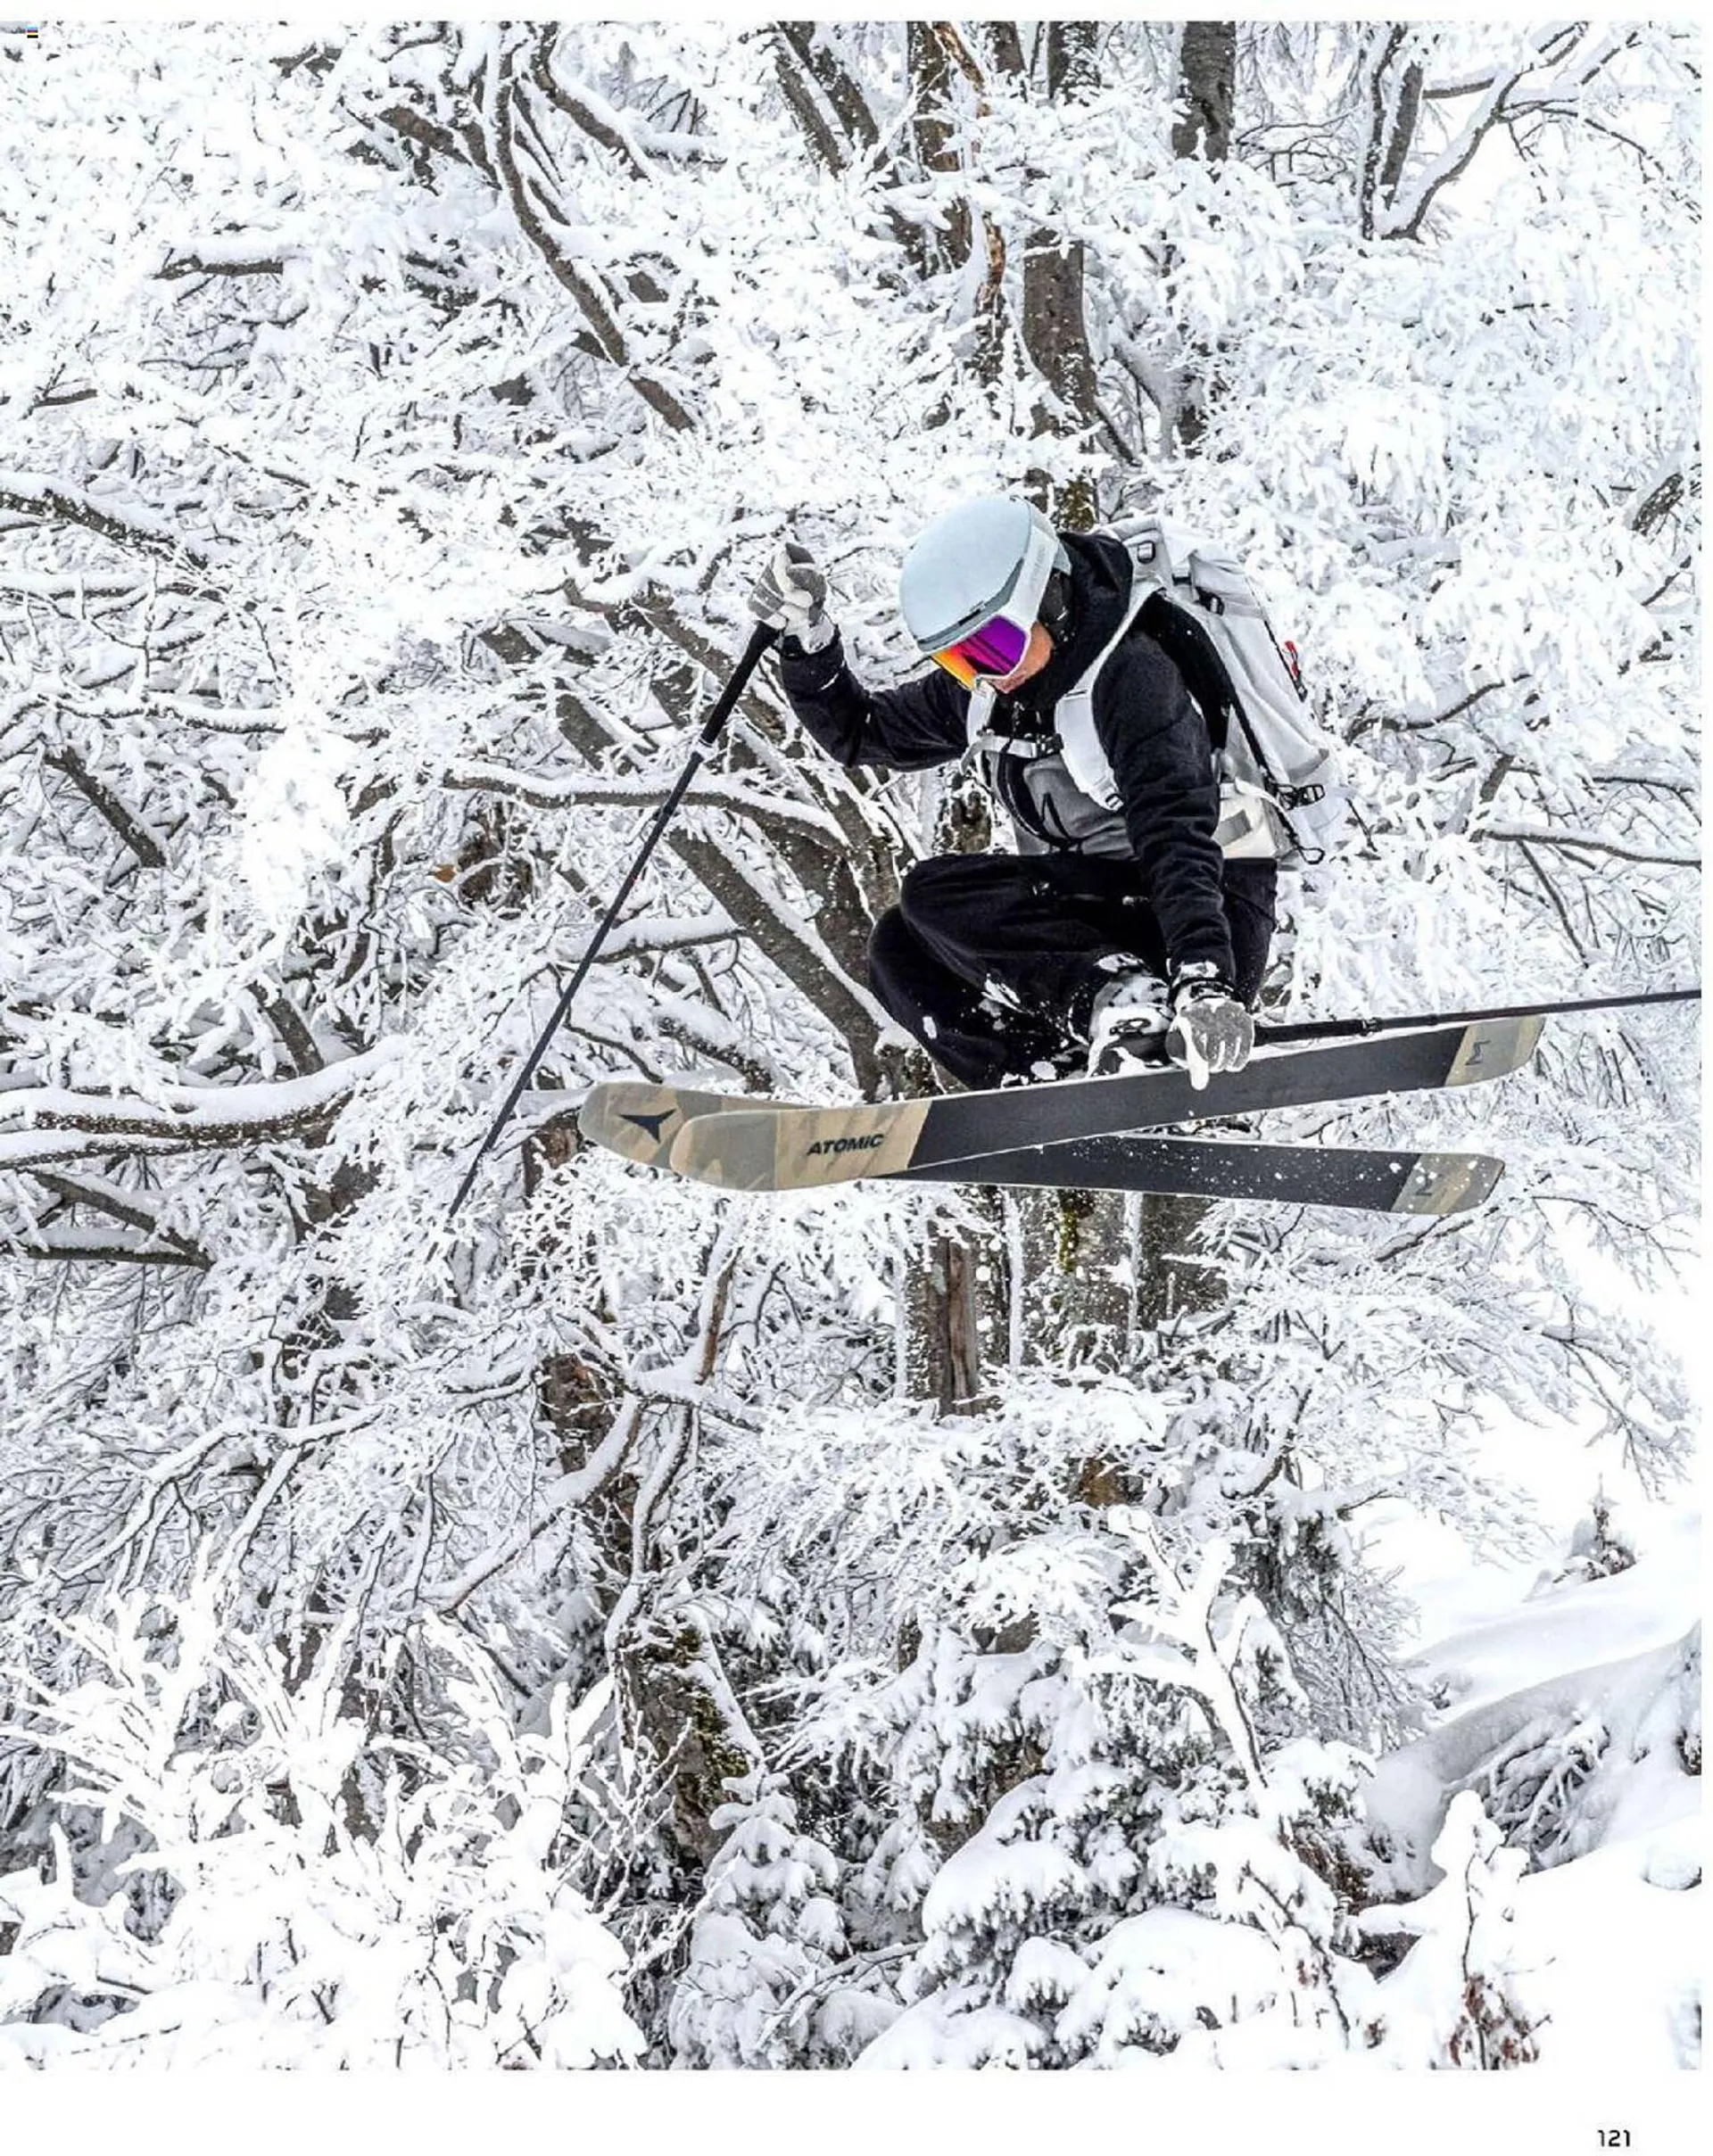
[1359,26,1425,239]
[1172,21,1236,163]
[981,21,1026,79]
[1014,1182,1133,1371]
[902,1222,992,1415]
[1009,21,1104,526]
[908,21,972,273]
[1045,20,1101,100]
[1021,232,1099,524]
[1135,1190,1229,1332]
[1168,21,1237,453]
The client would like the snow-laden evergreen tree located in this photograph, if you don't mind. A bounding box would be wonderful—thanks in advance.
[666,1770,898,2066]
[848,1524,1393,2067]
[1,21,1699,2067]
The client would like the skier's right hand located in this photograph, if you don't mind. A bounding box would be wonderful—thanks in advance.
[749,541,835,653]
[1166,963,1254,1091]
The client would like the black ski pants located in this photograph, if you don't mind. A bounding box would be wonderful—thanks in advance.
[867,852,1277,1089]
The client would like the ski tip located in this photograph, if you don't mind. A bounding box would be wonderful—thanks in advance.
[579,1082,733,1170]
[666,1111,779,1190]
[1393,1152,1505,1214]
[1446,1014,1546,1086]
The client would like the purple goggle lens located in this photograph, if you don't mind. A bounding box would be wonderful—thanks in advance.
[932,612,1030,687]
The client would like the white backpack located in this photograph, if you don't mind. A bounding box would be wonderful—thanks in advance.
[1055,516,1347,867]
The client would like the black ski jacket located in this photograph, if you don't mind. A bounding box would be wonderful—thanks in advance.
[776,530,1235,981]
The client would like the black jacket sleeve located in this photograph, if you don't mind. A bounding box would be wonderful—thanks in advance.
[776,631,969,772]
[1092,630,1236,983]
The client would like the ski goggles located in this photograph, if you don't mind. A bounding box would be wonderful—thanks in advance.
[929,607,1031,689]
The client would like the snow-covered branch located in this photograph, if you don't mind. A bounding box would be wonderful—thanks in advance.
[0,1043,401,1170]
[1477,823,1701,871]
[443,762,847,845]
[0,471,213,571]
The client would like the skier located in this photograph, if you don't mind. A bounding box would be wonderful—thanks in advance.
[748,497,1275,1088]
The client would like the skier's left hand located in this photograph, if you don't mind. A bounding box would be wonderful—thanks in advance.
[1167,965,1254,1091]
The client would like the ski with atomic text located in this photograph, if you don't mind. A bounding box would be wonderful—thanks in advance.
[645,1015,1543,1194]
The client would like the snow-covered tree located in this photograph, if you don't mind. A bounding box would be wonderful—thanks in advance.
[0,1590,641,2065]
[666,1770,898,2067]
[1358,1791,1540,2068]
[848,1525,1394,2067]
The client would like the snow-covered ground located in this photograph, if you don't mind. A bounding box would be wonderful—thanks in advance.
[1361,1261,1701,2073]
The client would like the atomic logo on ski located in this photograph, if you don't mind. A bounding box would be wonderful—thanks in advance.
[621,1109,673,1143]
[805,1133,887,1157]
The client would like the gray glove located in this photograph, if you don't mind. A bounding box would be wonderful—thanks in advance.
[749,541,835,653]
[1166,962,1254,1091]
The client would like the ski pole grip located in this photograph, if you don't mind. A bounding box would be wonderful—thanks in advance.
[697,623,780,748]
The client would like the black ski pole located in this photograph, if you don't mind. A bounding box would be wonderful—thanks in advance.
[447,623,779,1219]
[1256,985,1700,1048]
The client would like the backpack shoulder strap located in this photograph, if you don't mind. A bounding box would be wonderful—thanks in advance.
[1051,536,1163,809]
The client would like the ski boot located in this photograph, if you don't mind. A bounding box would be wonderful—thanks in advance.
[1085,968,1172,1077]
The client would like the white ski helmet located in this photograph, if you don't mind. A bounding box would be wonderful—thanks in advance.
[898,496,1070,661]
